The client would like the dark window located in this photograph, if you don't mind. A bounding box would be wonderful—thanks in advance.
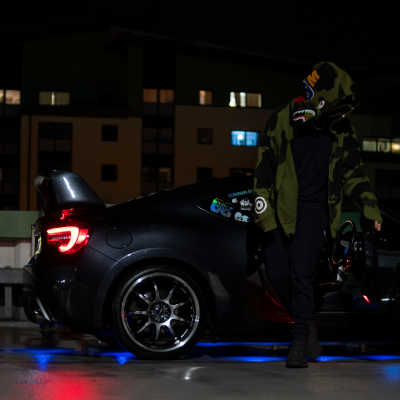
[141,167,157,182]
[376,170,400,200]
[229,168,254,177]
[38,122,72,173]
[197,128,213,145]
[197,168,213,182]
[101,165,117,181]
[102,125,118,141]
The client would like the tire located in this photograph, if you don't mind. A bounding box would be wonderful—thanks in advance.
[111,265,206,360]
[92,333,121,348]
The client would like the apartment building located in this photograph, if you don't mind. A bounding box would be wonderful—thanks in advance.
[1,28,398,211]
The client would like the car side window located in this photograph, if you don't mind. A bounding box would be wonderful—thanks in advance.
[197,188,254,223]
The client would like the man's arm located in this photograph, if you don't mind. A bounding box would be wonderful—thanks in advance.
[253,112,280,233]
[341,124,383,226]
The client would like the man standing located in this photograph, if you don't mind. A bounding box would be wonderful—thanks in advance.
[253,62,382,368]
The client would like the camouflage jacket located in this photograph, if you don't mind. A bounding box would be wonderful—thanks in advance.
[253,62,382,238]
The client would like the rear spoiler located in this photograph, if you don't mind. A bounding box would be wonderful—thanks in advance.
[34,170,106,218]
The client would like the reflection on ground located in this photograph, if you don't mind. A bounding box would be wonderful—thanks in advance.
[1,327,400,399]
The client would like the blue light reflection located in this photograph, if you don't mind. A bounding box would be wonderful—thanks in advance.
[196,342,291,347]
[33,354,53,370]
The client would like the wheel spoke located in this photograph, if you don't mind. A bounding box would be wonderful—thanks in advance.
[172,300,189,310]
[135,292,151,306]
[136,320,152,334]
[171,315,190,324]
[127,311,149,317]
[153,324,161,345]
[153,280,160,301]
[165,283,176,301]
[165,322,177,339]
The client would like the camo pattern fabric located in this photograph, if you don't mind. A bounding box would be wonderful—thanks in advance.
[253,62,382,238]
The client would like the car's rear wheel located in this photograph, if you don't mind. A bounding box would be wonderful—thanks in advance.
[111,265,206,360]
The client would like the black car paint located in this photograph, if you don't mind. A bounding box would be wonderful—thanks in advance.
[24,171,400,342]
[26,175,276,337]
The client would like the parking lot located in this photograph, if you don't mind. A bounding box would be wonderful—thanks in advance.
[0,325,399,400]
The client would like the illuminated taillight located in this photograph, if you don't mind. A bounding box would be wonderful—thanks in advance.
[47,226,90,254]
[363,295,370,303]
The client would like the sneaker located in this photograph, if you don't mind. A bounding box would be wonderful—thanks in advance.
[305,323,322,361]
[285,341,308,368]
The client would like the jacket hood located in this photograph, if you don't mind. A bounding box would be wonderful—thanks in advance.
[292,62,360,128]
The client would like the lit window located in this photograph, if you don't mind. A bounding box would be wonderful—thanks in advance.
[197,128,213,144]
[247,93,262,108]
[39,91,70,106]
[231,131,260,146]
[143,89,157,103]
[362,139,377,152]
[392,139,400,154]
[229,92,261,108]
[199,90,212,105]
[159,89,174,104]
[1,90,20,104]
[377,138,391,153]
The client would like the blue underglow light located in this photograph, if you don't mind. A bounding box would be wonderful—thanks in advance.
[222,356,286,362]
[33,354,53,370]
[317,355,400,362]
[196,342,291,347]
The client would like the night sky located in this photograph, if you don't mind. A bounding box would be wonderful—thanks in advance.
[1,2,398,76]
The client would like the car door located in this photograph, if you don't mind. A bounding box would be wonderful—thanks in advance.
[360,205,400,318]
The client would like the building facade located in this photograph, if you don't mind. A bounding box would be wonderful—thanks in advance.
[1,28,398,211]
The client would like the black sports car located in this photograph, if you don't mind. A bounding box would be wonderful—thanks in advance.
[22,171,400,359]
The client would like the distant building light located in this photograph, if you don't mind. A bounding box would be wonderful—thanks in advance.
[199,90,212,105]
[229,92,261,108]
[363,137,400,154]
[231,130,260,146]
[39,91,69,106]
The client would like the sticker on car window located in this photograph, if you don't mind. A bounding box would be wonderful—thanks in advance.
[210,198,234,218]
[235,212,250,222]
[239,198,253,211]
[228,189,252,199]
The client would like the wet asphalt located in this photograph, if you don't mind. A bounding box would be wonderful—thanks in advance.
[0,325,399,400]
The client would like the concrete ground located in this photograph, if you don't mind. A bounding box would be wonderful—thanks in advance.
[0,325,399,400]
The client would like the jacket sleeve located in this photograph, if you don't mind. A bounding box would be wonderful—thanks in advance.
[253,112,280,232]
[341,125,382,223]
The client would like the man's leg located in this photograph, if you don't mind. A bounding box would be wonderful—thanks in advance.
[288,208,327,342]
[262,228,291,313]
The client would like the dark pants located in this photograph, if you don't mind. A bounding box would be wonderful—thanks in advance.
[262,208,328,336]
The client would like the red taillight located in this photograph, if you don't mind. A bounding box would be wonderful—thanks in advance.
[363,295,370,303]
[47,226,90,254]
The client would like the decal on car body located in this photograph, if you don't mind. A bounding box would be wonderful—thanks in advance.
[210,198,234,218]
[235,212,250,222]
[240,198,253,211]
